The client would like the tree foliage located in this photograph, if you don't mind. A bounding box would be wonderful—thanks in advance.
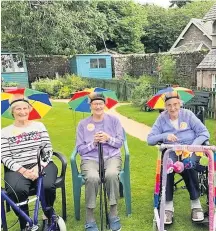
[1,0,215,55]
[1,1,107,55]
[157,55,177,84]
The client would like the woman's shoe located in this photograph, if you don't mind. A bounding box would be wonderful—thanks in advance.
[85,221,99,231]
[109,216,121,231]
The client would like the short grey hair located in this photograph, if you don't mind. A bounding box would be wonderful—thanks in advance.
[9,95,32,114]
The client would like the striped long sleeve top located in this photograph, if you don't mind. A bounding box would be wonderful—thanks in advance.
[1,121,53,171]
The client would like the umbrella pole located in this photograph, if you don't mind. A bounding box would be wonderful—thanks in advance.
[98,143,109,231]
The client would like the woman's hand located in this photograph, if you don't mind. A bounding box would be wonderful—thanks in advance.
[31,165,39,180]
[167,134,178,142]
[96,131,111,143]
[94,133,101,145]
[18,167,38,181]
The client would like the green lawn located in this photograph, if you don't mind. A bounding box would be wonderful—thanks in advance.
[117,104,216,145]
[1,102,211,231]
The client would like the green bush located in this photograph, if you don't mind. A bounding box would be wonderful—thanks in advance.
[32,78,63,97]
[31,74,88,98]
[2,82,19,87]
[137,75,158,85]
[60,74,88,93]
[157,55,177,84]
[58,86,71,99]
[131,78,153,107]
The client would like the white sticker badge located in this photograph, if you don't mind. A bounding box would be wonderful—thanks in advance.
[180,122,187,130]
[87,123,95,131]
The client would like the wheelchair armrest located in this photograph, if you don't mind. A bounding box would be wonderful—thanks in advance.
[202,140,210,145]
[53,152,67,179]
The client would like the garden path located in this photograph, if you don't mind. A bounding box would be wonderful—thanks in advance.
[52,100,152,141]
[107,103,151,141]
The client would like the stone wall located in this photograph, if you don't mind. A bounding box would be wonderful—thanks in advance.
[25,51,208,87]
[112,51,208,86]
[26,55,70,83]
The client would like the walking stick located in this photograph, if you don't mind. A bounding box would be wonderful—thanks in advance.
[98,143,110,231]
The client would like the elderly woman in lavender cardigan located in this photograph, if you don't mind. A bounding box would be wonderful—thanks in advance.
[147,92,210,225]
[76,92,123,231]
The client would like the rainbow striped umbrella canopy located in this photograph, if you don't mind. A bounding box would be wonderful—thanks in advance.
[1,88,52,120]
[68,87,118,113]
[147,87,194,109]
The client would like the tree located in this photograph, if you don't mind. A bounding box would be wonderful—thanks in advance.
[1,1,107,55]
[95,1,148,53]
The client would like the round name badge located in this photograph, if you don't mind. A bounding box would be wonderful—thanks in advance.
[180,122,187,129]
[87,123,95,131]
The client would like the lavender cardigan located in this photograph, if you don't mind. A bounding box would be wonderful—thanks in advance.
[76,114,124,161]
[147,109,210,146]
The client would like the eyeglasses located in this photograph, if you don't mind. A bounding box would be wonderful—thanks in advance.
[91,102,105,106]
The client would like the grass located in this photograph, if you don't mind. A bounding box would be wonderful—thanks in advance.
[116,104,216,145]
[1,102,212,231]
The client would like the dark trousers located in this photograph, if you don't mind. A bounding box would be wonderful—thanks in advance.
[4,162,58,229]
[166,151,201,201]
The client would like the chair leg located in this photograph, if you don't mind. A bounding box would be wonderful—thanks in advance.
[61,186,67,221]
[73,182,82,220]
[119,182,124,198]
[174,177,184,189]
[120,173,132,216]
[123,178,132,216]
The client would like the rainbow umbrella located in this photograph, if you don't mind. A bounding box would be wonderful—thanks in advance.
[68,87,118,113]
[147,87,194,109]
[1,88,52,120]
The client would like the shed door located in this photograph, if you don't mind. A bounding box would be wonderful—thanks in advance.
[79,58,90,77]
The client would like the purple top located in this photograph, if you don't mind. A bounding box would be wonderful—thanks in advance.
[147,108,210,146]
[76,113,124,161]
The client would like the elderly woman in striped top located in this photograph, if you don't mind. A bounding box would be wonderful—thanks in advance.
[1,95,57,231]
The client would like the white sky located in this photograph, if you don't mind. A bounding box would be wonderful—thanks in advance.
[134,0,171,8]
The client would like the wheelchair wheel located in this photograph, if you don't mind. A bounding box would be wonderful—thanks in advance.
[56,216,66,231]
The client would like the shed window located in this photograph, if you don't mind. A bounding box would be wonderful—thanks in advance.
[1,54,25,73]
[13,54,25,72]
[99,59,106,68]
[90,59,98,68]
[1,55,13,73]
[90,58,106,68]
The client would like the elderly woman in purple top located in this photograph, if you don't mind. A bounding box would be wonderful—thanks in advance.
[147,92,210,225]
[76,92,123,231]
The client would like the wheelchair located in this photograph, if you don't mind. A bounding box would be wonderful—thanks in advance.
[1,145,67,231]
[153,144,216,231]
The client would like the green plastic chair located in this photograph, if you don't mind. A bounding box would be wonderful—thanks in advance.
[70,130,132,220]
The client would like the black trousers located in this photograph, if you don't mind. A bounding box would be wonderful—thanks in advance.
[4,162,58,229]
[166,151,201,201]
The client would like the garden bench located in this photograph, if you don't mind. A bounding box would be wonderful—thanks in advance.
[184,90,210,124]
